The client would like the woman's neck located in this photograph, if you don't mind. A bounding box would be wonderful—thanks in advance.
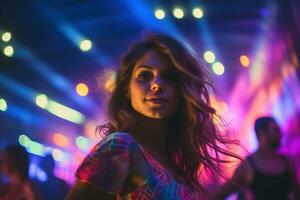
[130,112,169,153]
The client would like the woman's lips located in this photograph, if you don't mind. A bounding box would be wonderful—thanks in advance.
[145,98,168,104]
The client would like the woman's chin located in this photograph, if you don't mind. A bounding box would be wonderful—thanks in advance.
[144,111,171,119]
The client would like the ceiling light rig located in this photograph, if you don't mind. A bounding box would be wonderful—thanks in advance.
[79,39,92,52]
[1,32,12,42]
[212,62,225,75]
[204,51,216,63]
[1,31,14,57]
[3,45,14,57]
[203,50,225,76]
[153,7,204,20]
[173,8,184,19]
[192,8,204,19]
[154,9,165,20]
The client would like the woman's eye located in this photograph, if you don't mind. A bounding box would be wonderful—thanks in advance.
[137,71,152,80]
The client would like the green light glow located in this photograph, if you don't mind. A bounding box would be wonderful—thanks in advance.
[18,134,31,147]
[76,136,90,151]
[47,100,85,124]
[35,94,48,109]
[0,99,7,111]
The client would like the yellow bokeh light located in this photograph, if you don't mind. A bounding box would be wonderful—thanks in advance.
[212,62,225,75]
[79,39,92,51]
[192,8,203,19]
[173,8,184,19]
[35,94,48,109]
[18,134,31,147]
[76,83,89,96]
[204,51,216,63]
[104,71,116,93]
[52,149,63,161]
[240,55,250,68]
[154,9,165,19]
[2,32,12,42]
[0,98,7,111]
[3,45,14,57]
[53,133,69,147]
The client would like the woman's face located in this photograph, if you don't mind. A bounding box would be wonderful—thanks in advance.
[128,50,180,119]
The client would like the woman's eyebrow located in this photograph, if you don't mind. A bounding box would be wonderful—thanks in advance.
[134,65,174,73]
[133,65,153,73]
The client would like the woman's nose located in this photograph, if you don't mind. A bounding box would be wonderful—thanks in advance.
[150,76,164,92]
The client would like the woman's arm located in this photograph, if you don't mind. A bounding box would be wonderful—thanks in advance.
[65,180,117,200]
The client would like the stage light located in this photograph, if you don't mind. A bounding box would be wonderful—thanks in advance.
[19,135,46,156]
[192,8,203,19]
[76,83,89,96]
[1,32,12,42]
[76,136,91,151]
[26,141,45,157]
[79,39,92,51]
[36,94,48,109]
[173,8,184,19]
[240,55,250,68]
[36,168,47,182]
[104,71,116,93]
[212,62,225,75]
[47,101,85,124]
[19,134,31,147]
[53,133,69,148]
[204,51,216,63]
[3,45,14,57]
[36,94,85,124]
[0,98,7,111]
[154,9,165,19]
[52,148,64,161]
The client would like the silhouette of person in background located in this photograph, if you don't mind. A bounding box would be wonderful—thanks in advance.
[38,154,69,200]
[0,144,41,200]
[211,116,300,200]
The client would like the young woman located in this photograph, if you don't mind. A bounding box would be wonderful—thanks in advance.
[65,33,238,200]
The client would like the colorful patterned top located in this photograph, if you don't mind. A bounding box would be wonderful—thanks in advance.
[76,132,201,199]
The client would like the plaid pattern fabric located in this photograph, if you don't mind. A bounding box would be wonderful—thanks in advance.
[76,132,199,199]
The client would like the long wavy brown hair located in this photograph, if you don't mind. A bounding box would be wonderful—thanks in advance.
[98,33,240,194]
